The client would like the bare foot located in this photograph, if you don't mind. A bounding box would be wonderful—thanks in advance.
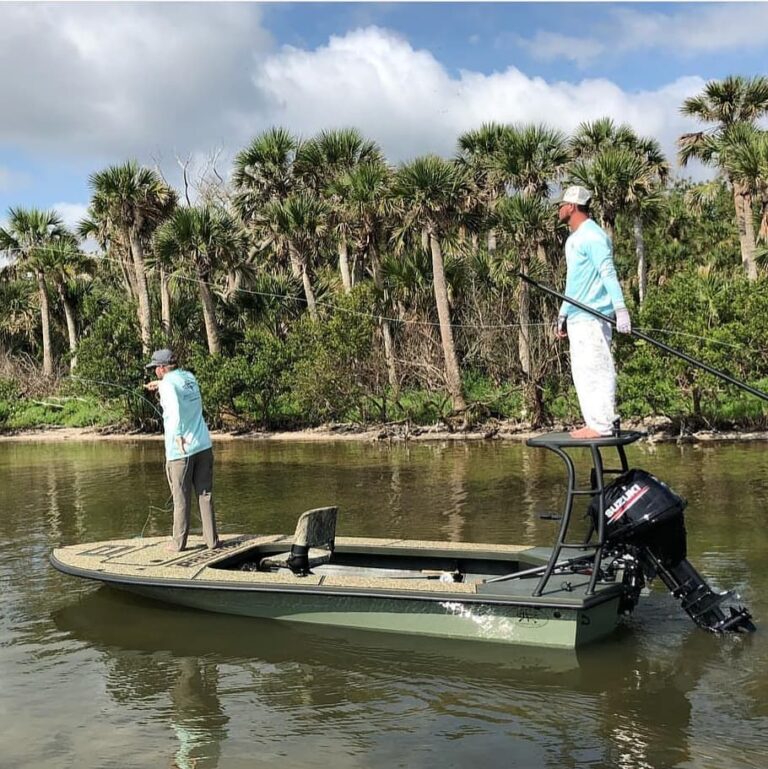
[165,542,183,553]
[569,426,605,439]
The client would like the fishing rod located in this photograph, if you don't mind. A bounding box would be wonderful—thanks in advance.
[518,272,768,404]
[64,375,164,418]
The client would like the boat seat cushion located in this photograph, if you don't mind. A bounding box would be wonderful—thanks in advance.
[260,506,337,575]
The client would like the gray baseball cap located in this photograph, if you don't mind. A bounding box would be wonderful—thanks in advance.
[145,348,177,368]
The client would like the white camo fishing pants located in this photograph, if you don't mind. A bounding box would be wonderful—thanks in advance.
[568,318,618,435]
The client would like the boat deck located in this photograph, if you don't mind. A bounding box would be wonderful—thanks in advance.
[51,534,621,607]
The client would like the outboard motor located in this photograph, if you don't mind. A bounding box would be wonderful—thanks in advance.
[589,469,755,633]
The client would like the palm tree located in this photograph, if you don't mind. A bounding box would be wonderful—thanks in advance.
[144,189,178,337]
[231,268,305,337]
[716,125,768,246]
[683,180,724,215]
[456,123,509,253]
[570,118,669,302]
[295,128,385,292]
[295,128,384,189]
[0,278,37,356]
[498,124,570,199]
[675,180,740,272]
[568,147,652,241]
[570,117,633,156]
[487,125,568,411]
[46,236,94,369]
[154,206,246,354]
[234,127,325,312]
[333,160,399,390]
[381,244,436,320]
[0,208,69,376]
[393,155,469,411]
[495,194,553,382]
[257,193,329,321]
[678,75,768,280]
[232,127,300,222]
[85,161,177,353]
[78,213,136,299]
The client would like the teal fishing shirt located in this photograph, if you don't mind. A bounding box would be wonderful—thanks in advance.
[157,369,212,461]
[559,218,626,324]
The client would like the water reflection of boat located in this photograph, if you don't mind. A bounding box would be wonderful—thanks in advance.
[55,588,743,769]
[50,432,753,648]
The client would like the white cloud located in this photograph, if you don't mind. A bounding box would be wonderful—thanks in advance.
[516,31,606,68]
[51,201,101,252]
[253,28,463,160]
[253,27,704,172]
[519,4,768,66]
[0,3,272,157]
[0,9,715,189]
[52,202,88,231]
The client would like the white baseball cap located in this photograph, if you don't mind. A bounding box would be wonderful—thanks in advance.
[557,185,592,205]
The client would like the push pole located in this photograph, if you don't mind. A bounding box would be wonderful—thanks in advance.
[518,273,768,404]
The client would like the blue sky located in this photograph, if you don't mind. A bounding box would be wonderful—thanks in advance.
[263,3,768,89]
[1,2,767,231]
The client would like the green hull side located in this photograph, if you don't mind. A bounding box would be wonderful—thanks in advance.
[119,584,621,649]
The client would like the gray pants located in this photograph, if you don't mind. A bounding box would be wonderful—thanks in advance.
[166,448,219,551]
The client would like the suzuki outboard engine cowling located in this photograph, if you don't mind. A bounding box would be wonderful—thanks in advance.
[589,469,754,634]
[595,468,687,566]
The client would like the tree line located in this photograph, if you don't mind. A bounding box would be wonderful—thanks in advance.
[2,75,768,432]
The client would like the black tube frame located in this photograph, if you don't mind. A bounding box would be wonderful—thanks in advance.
[533,441,630,597]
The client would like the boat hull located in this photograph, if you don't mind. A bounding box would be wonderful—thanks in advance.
[117,582,620,648]
[51,535,626,649]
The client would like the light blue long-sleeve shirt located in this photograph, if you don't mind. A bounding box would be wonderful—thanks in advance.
[157,369,212,461]
[559,218,626,323]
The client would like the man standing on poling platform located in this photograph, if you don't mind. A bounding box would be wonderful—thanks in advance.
[555,185,632,438]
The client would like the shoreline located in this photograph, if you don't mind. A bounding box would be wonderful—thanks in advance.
[3,420,768,445]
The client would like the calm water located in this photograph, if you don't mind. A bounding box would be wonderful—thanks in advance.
[1,438,766,769]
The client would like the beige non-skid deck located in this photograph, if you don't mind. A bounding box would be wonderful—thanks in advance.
[51,534,536,595]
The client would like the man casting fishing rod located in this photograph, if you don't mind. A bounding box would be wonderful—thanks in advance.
[555,185,632,438]
[144,348,220,553]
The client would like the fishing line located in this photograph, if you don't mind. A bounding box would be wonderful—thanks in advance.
[141,437,232,542]
[636,327,751,351]
[3,244,550,330]
[4,244,754,347]
[136,451,191,543]
[65,374,230,541]
[63,374,176,539]
[93,250,549,330]
[139,505,169,539]
[64,375,164,418]
[88,250,747,344]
